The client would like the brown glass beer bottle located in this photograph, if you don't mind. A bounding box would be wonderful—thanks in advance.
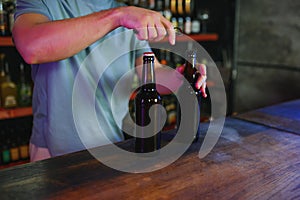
[135,52,162,153]
[177,49,201,142]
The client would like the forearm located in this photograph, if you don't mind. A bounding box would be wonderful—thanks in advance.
[13,5,175,65]
[13,8,121,64]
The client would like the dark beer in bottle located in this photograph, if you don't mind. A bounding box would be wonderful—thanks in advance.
[135,52,162,153]
[177,50,201,142]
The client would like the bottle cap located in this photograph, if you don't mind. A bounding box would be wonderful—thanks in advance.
[143,52,155,57]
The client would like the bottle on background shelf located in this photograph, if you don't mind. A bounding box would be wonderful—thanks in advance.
[163,9,172,22]
[165,49,172,66]
[0,0,8,36]
[162,0,172,21]
[6,0,16,35]
[171,17,178,28]
[0,53,6,85]
[191,18,201,34]
[138,0,148,8]
[9,132,20,162]
[18,63,32,107]
[0,53,7,107]
[177,17,184,33]
[184,16,192,34]
[159,49,167,65]
[148,0,155,10]
[17,126,30,161]
[128,0,139,6]
[19,136,29,161]
[1,143,10,164]
[162,94,177,130]
[0,62,18,108]
[199,9,210,33]
[155,0,164,12]
[0,123,32,166]
[1,131,11,164]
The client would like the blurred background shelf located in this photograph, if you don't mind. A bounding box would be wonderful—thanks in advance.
[150,33,219,43]
[0,107,32,120]
[0,37,14,47]
[0,160,29,169]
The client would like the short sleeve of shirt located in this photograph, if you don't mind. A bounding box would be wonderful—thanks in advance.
[15,0,51,20]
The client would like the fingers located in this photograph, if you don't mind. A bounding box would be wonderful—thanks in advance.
[195,64,207,98]
[135,26,160,42]
[200,82,207,98]
[195,71,206,89]
[148,26,158,40]
[154,16,175,45]
[127,7,175,45]
[197,63,207,77]
[194,71,207,98]
[161,18,176,45]
[135,25,174,45]
[177,63,207,98]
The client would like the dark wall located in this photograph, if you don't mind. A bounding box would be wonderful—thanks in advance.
[232,0,300,113]
[195,0,236,63]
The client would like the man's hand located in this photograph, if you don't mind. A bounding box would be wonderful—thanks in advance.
[176,63,207,98]
[13,6,176,65]
[117,6,176,45]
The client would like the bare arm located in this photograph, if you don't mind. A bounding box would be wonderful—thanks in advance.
[12,6,175,64]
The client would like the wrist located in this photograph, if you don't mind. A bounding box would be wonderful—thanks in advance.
[94,7,123,30]
[110,6,127,28]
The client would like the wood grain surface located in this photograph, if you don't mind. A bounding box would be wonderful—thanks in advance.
[235,99,300,135]
[0,116,299,200]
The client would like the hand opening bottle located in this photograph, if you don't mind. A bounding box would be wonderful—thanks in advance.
[176,49,201,143]
[134,52,162,153]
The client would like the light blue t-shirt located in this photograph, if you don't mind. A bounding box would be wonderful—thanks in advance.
[15,0,151,156]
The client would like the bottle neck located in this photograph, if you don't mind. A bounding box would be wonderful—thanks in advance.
[142,56,156,91]
[183,50,201,96]
[184,50,197,84]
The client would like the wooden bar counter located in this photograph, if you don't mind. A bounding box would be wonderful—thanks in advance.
[0,100,299,200]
